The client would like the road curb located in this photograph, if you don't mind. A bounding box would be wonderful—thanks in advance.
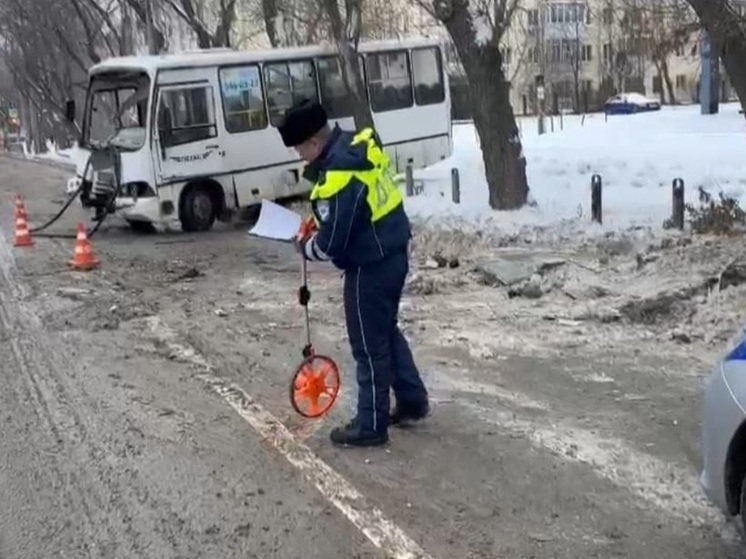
[1,152,76,172]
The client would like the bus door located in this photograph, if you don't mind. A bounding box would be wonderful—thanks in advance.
[152,73,226,185]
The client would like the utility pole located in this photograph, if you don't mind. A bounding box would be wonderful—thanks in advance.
[700,31,720,115]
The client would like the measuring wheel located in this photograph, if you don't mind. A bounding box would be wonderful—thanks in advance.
[290,354,340,418]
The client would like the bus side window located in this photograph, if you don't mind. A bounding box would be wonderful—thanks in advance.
[159,87,217,147]
[316,56,367,119]
[264,60,319,127]
[365,50,413,113]
[219,64,267,133]
[412,47,446,106]
[317,57,353,119]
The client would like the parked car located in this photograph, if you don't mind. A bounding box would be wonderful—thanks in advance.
[603,92,661,115]
[700,329,746,532]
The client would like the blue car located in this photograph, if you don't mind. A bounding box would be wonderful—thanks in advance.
[604,93,662,115]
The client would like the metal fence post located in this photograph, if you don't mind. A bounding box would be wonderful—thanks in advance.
[451,168,460,204]
[591,174,602,224]
[405,159,414,196]
[672,178,685,230]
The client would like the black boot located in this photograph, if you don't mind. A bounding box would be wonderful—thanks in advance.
[390,400,430,427]
[330,418,388,447]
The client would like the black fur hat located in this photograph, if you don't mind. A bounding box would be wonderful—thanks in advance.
[278,99,328,147]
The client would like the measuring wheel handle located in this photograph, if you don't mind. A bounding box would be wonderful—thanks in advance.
[289,354,341,419]
[298,285,310,306]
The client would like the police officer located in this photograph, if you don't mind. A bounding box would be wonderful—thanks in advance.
[278,99,429,447]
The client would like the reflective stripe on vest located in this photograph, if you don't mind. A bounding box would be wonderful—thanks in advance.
[309,127,403,223]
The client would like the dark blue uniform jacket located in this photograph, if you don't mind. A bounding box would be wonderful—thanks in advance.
[303,125,411,270]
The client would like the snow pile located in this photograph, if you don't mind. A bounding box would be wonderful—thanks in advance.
[28,140,83,168]
[406,103,746,235]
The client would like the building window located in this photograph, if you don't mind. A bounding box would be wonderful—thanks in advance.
[219,64,267,133]
[263,59,318,127]
[501,47,512,66]
[548,2,588,24]
[603,43,613,63]
[652,75,662,94]
[412,47,446,106]
[366,50,414,113]
[158,86,217,146]
[550,40,563,62]
[527,9,539,26]
[581,44,592,61]
[676,74,687,89]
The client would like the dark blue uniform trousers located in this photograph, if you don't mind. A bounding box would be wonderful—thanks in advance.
[343,250,428,434]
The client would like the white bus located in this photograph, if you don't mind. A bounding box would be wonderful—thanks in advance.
[64,37,452,232]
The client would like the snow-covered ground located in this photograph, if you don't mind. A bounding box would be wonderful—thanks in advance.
[408,102,746,234]
[28,102,746,237]
[24,139,80,168]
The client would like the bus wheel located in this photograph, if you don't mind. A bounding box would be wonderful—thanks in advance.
[180,184,216,232]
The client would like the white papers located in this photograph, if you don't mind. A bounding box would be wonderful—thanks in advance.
[248,199,302,242]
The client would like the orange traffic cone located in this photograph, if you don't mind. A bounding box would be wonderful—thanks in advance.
[69,222,99,270]
[13,205,34,247]
[15,195,27,219]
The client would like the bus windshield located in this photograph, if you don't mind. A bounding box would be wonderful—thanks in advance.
[84,71,150,151]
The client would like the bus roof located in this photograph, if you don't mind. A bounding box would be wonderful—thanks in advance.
[89,36,445,76]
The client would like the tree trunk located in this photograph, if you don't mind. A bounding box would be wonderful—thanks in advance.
[661,58,676,105]
[433,0,528,210]
[686,0,746,115]
[262,0,281,47]
[573,77,581,114]
[120,0,134,55]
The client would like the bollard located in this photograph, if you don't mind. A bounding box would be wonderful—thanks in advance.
[672,178,685,230]
[405,158,414,196]
[591,174,602,224]
[451,168,460,204]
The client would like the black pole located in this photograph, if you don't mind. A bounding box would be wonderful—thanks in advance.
[672,178,685,230]
[591,174,602,224]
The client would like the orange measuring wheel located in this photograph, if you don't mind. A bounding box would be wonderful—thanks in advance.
[290,354,341,418]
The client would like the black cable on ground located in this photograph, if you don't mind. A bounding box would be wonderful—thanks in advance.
[28,147,121,240]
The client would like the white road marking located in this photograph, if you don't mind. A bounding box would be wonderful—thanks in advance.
[146,316,433,559]
[458,398,729,532]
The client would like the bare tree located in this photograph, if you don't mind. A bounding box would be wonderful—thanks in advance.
[165,0,240,48]
[258,0,374,128]
[317,0,374,128]
[251,0,326,47]
[685,0,746,115]
[642,0,697,104]
[0,0,94,148]
[360,0,416,39]
[0,0,169,149]
[414,0,528,210]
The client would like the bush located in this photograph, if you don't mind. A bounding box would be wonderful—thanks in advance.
[685,187,746,235]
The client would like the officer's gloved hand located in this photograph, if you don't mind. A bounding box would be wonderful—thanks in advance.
[295,216,317,255]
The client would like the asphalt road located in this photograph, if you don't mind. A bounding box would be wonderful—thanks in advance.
[0,154,744,559]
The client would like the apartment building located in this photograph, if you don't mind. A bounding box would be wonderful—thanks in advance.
[421,0,740,115]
